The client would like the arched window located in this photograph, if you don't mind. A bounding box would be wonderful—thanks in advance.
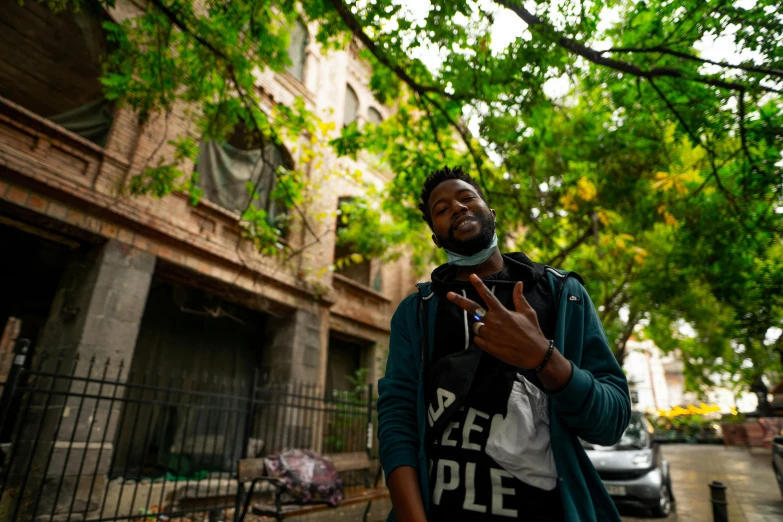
[344,85,359,127]
[1,1,113,145]
[367,107,383,125]
[286,19,309,82]
[195,123,293,229]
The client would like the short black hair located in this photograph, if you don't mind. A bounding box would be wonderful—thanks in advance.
[418,166,487,227]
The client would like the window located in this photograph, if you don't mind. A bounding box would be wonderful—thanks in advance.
[194,124,292,228]
[344,85,359,126]
[367,107,383,125]
[334,197,372,286]
[371,264,382,292]
[326,333,364,394]
[1,1,114,145]
[286,19,308,82]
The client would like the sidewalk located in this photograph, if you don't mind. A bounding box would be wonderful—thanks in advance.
[621,444,783,521]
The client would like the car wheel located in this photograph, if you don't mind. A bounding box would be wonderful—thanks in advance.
[651,482,673,518]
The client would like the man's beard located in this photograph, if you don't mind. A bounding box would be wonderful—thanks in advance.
[438,213,496,256]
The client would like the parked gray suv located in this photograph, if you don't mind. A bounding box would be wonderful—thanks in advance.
[582,413,675,517]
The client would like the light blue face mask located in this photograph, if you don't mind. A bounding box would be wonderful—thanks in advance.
[445,233,498,266]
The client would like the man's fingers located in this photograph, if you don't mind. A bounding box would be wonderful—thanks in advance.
[513,281,532,313]
[446,291,482,315]
[469,274,503,311]
[474,335,488,350]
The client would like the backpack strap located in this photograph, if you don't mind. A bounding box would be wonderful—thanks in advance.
[416,284,434,392]
[421,293,431,390]
[544,266,585,311]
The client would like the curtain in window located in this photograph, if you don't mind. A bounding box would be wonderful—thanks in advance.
[48,98,113,146]
[195,140,285,219]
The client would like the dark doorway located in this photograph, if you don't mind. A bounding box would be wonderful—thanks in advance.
[112,279,270,477]
[0,222,74,348]
[0,221,76,442]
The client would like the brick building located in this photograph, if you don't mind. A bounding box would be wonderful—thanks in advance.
[0,1,417,516]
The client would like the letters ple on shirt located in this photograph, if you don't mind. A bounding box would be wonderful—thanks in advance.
[426,376,559,517]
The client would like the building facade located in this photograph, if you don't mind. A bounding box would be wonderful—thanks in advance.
[0,0,418,392]
[0,1,416,517]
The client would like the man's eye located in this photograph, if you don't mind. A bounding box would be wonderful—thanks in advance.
[462,197,475,202]
[436,208,447,215]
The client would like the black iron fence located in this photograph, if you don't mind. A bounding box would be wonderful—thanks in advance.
[0,344,379,522]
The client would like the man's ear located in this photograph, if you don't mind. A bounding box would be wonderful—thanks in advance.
[491,209,496,218]
[431,233,441,248]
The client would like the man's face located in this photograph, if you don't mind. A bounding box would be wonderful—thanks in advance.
[427,179,496,256]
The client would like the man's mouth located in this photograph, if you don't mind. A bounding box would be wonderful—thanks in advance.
[452,215,477,232]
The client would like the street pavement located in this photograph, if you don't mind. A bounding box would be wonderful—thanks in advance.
[620,444,783,522]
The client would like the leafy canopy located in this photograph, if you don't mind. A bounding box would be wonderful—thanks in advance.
[47,0,783,394]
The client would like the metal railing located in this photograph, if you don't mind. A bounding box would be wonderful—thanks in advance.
[0,343,378,522]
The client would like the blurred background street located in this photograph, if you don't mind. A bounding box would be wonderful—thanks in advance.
[621,445,783,522]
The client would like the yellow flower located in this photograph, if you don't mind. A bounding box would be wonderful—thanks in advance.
[577,176,596,201]
[664,211,678,226]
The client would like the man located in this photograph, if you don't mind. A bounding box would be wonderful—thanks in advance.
[377,167,631,521]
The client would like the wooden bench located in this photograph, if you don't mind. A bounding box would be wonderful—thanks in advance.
[234,452,388,522]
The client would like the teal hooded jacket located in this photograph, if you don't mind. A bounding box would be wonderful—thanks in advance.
[377,266,631,521]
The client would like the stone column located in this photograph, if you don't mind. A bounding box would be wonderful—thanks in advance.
[260,308,324,384]
[9,240,154,520]
[254,307,327,455]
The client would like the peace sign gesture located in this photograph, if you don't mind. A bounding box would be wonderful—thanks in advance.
[447,274,551,370]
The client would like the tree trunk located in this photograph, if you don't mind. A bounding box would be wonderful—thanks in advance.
[613,307,641,367]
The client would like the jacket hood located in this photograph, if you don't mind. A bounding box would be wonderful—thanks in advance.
[430,251,546,291]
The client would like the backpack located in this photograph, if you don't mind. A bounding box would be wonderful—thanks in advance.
[263,449,344,507]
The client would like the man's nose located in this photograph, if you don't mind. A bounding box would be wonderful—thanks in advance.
[451,201,469,216]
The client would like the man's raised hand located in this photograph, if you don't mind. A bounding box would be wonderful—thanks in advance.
[446,274,550,370]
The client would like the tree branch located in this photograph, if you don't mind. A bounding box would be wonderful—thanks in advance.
[327,0,504,213]
[414,92,448,158]
[738,89,762,179]
[419,93,493,193]
[494,0,782,95]
[147,0,229,61]
[327,0,447,97]
[646,77,747,226]
[601,46,783,79]
[149,0,322,244]
[614,307,642,364]
[282,227,333,265]
[600,263,634,322]
[545,225,593,266]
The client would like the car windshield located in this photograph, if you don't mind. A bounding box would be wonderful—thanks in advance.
[581,415,650,450]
